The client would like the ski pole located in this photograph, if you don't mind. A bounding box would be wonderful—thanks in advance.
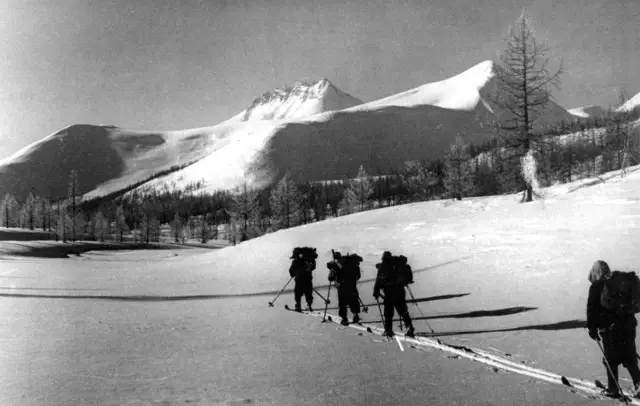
[597,331,628,404]
[322,283,333,322]
[375,297,386,331]
[358,294,368,313]
[313,287,329,304]
[268,276,294,307]
[406,285,436,335]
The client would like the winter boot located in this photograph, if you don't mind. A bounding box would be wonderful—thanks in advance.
[405,326,415,338]
[340,318,349,326]
[383,330,395,338]
[307,303,313,312]
[352,314,361,324]
[600,388,622,399]
[295,302,302,312]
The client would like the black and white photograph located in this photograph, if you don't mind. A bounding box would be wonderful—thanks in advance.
[1,0,640,404]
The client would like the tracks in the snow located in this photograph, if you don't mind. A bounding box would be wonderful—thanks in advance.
[290,308,640,404]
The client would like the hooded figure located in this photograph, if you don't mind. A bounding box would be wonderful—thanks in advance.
[373,251,414,338]
[587,260,640,399]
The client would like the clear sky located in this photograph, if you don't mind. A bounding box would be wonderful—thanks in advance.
[1,0,638,159]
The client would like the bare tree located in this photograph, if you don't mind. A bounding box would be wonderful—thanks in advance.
[493,11,563,202]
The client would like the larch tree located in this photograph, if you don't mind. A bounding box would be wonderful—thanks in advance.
[231,179,260,242]
[443,137,474,200]
[269,173,302,230]
[68,169,79,240]
[342,165,373,212]
[493,11,563,202]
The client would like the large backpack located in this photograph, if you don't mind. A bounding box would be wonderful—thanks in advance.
[600,271,640,314]
[328,252,362,284]
[342,253,363,283]
[291,246,318,271]
[393,255,414,286]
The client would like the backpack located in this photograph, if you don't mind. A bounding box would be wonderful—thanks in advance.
[291,247,318,271]
[342,253,363,282]
[600,271,640,314]
[393,255,413,286]
[328,252,362,284]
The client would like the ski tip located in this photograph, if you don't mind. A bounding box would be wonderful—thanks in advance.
[366,327,372,333]
[561,376,572,387]
[284,305,290,310]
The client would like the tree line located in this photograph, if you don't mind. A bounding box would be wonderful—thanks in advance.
[1,12,638,244]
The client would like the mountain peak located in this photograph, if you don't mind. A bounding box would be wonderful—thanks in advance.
[238,78,363,122]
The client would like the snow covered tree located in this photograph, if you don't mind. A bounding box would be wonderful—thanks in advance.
[608,91,638,177]
[92,211,108,242]
[493,11,563,202]
[403,161,437,201]
[341,165,373,212]
[520,149,540,196]
[55,202,72,242]
[114,206,129,242]
[443,137,473,200]
[269,173,302,230]
[171,212,184,243]
[0,193,18,228]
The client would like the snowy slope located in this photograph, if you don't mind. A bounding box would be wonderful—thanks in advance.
[616,91,640,113]
[347,60,495,112]
[232,79,364,122]
[3,165,640,404]
[568,105,606,118]
[0,122,276,201]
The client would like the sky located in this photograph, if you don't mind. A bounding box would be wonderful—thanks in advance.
[0,0,638,159]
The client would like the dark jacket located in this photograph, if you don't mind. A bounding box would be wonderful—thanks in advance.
[587,277,637,334]
[373,260,400,297]
[289,258,314,282]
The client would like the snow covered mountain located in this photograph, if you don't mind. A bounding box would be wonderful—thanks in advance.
[567,105,607,119]
[0,60,577,201]
[616,91,640,113]
[231,79,364,122]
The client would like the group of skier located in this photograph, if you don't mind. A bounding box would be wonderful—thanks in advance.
[286,246,416,338]
[284,250,640,400]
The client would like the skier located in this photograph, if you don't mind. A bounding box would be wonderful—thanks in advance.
[327,251,363,326]
[373,251,415,338]
[587,259,640,399]
[289,247,318,312]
